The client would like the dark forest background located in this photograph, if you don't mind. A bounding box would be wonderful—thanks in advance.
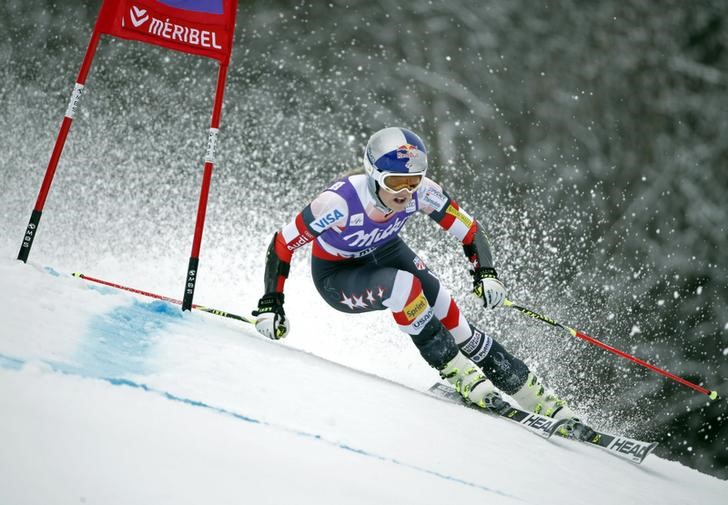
[1,0,726,478]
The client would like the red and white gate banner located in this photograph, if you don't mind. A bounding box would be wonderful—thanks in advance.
[96,0,237,63]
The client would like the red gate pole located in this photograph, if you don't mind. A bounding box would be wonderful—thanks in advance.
[182,62,229,311]
[17,29,103,263]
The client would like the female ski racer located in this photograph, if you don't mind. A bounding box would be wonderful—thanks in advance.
[252,127,578,420]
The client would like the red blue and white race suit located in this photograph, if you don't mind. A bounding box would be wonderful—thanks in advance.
[261,173,529,392]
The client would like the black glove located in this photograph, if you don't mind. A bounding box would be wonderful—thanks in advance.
[252,292,289,339]
[471,267,507,309]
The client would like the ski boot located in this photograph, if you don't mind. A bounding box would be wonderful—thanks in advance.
[511,372,594,439]
[439,352,508,413]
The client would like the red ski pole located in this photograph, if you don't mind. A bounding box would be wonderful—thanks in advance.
[503,299,719,400]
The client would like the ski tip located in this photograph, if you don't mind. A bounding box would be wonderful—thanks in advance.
[709,390,719,401]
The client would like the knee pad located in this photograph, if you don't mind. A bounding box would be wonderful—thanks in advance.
[410,318,459,370]
[471,338,530,395]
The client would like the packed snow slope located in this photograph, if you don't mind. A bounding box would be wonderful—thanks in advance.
[0,254,725,505]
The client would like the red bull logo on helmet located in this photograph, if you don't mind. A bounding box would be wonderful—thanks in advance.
[397,144,425,171]
[396,144,419,159]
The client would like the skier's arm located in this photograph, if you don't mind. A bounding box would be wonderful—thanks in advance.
[253,191,348,340]
[420,179,505,308]
[261,222,311,296]
[419,180,494,269]
[262,191,348,294]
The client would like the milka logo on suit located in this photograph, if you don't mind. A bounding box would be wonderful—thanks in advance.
[343,217,407,248]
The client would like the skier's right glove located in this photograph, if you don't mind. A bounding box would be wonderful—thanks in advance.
[252,292,290,340]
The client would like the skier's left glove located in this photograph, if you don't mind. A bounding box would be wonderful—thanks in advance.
[252,292,290,340]
[472,267,507,309]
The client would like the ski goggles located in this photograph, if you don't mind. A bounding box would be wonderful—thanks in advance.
[379,173,424,194]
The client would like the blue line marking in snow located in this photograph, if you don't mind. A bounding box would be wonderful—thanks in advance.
[105,378,263,425]
[0,354,24,370]
[76,299,182,378]
[0,354,520,501]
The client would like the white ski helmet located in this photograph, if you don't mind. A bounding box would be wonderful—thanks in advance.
[363,127,428,193]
